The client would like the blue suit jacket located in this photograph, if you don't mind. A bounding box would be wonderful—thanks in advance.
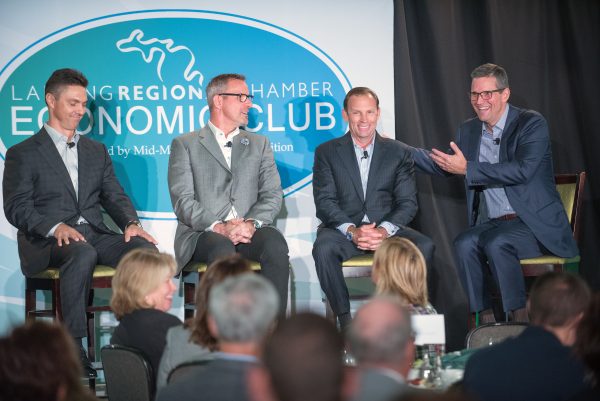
[313,132,418,229]
[463,326,588,401]
[412,105,578,258]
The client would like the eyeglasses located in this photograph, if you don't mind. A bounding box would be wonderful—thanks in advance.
[218,93,254,103]
[469,88,505,101]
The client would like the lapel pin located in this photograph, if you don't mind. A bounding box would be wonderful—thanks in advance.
[240,138,249,146]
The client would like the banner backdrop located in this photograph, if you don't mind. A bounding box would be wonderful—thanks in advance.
[0,0,394,333]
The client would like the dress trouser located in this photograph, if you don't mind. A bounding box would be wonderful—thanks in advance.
[192,226,290,316]
[313,226,435,317]
[453,217,545,312]
[48,224,157,338]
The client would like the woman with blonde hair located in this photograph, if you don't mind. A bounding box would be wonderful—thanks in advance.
[110,248,181,383]
[372,237,436,314]
[156,253,252,388]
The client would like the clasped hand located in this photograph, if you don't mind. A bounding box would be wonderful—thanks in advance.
[214,219,255,245]
[351,223,388,251]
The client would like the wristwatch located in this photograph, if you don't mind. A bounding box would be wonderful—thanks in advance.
[346,228,354,241]
[246,219,262,229]
[126,220,143,229]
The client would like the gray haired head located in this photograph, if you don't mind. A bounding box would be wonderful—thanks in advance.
[347,296,413,365]
[208,273,279,342]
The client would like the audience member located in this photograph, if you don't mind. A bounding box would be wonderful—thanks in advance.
[156,273,279,401]
[156,254,252,388]
[372,237,436,315]
[463,272,590,401]
[572,293,600,400]
[249,312,345,401]
[347,296,416,401]
[0,321,98,401]
[110,249,181,384]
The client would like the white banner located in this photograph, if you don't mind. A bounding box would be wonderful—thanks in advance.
[0,0,394,334]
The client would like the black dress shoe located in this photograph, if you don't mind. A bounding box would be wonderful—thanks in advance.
[79,346,97,378]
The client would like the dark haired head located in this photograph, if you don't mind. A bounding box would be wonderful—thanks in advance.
[528,272,590,327]
[188,254,252,349]
[0,321,95,401]
[470,63,509,89]
[343,87,379,111]
[263,313,344,401]
[44,68,88,102]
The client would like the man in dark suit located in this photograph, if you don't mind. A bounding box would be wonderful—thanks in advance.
[312,87,434,329]
[347,296,415,401]
[156,273,279,401]
[411,63,578,322]
[2,68,157,376]
[168,73,289,314]
[463,272,590,401]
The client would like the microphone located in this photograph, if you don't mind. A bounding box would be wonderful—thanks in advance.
[67,142,76,149]
[361,150,369,160]
[225,141,233,148]
[493,138,500,145]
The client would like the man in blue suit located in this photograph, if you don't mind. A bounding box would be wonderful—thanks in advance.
[313,87,434,330]
[411,63,578,322]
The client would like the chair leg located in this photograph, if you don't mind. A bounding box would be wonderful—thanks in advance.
[53,279,62,321]
[25,282,36,321]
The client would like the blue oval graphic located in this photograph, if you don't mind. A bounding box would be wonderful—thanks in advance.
[0,10,351,216]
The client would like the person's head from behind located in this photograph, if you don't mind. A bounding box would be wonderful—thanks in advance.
[528,271,591,345]
[348,296,414,376]
[260,313,345,401]
[189,254,253,350]
[44,68,88,136]
[111,248,177,319]
[0,321,94,401]
[372,237,428,307]
[208,273,279,345]
[575,293,600,383]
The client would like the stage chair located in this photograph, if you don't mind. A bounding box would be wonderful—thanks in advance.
[24,264,115,389]
[520,172,586,276]
[102,344,154,401]
[473,172,586,328]
[167,359,211,385]
[181,261,262,319]
[465,322,528,349]
[324,253,374,321]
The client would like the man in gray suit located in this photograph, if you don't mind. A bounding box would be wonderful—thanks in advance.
[156,273,279,401]
[3,68,157,377]
[168,73,289,314]
[347,296,415,401]
[312,87,434,329]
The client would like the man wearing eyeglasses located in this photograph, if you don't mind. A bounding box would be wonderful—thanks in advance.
[168,73,289,316]
[411,63,577,323]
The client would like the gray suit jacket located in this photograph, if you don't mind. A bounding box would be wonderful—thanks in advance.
[3,128,139,275]
[168,125,283,272]
[155,358,253,401]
